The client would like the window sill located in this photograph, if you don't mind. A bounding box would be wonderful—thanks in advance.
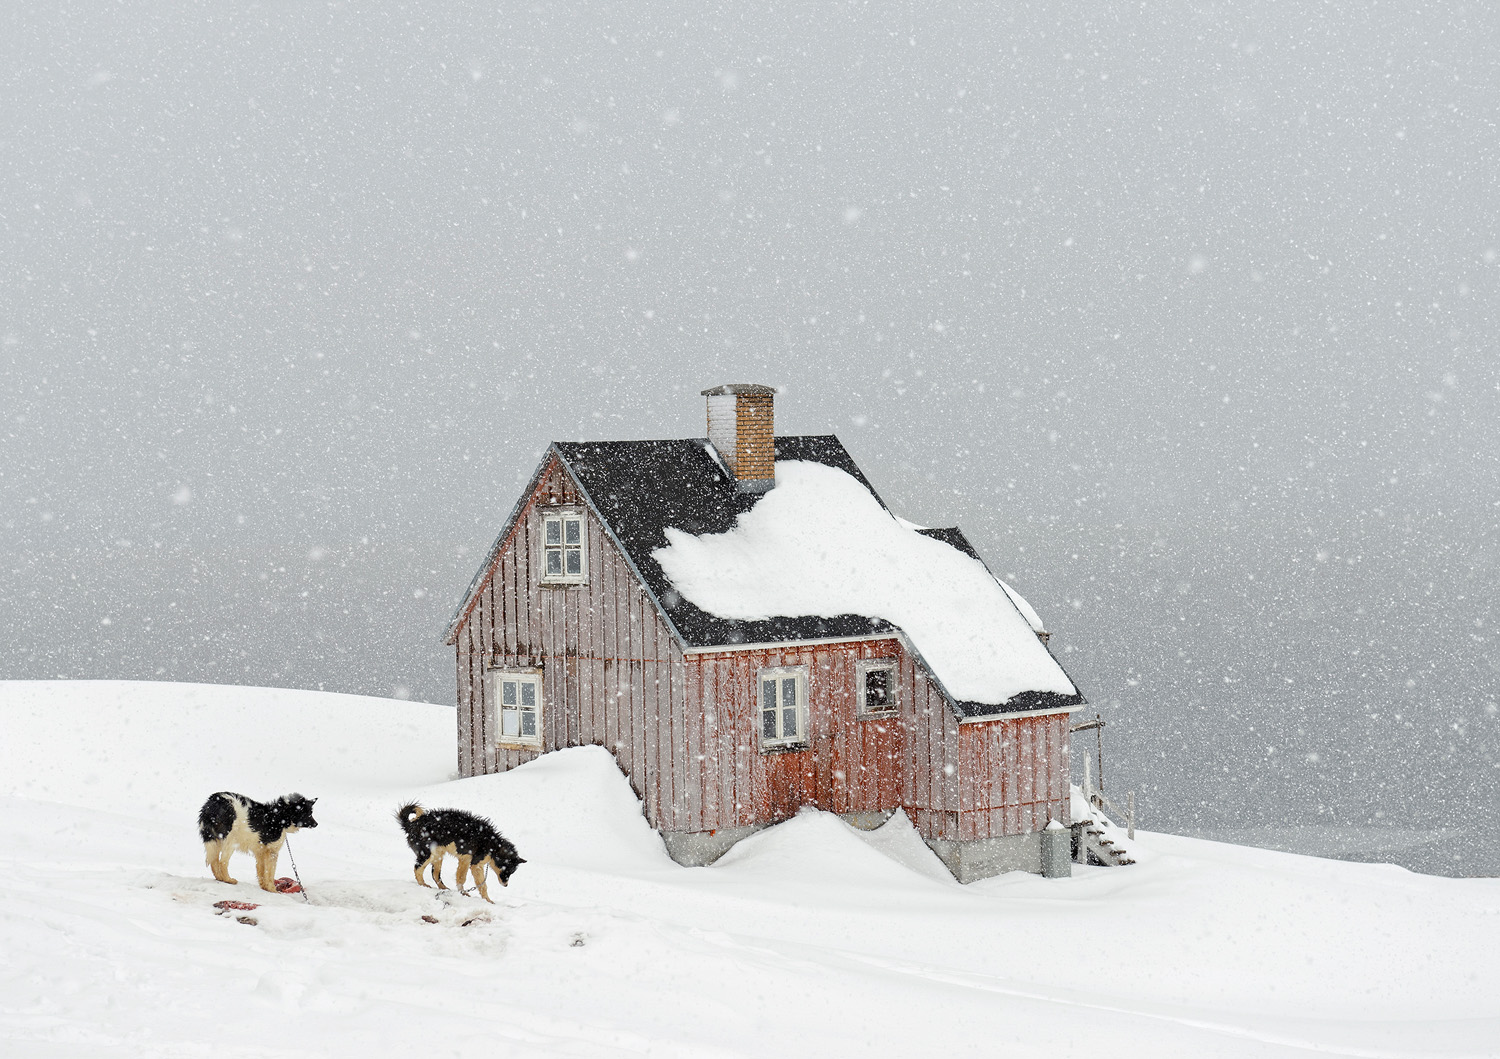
[759,742,809,754]
[858,710,898,721]
[498,740,543,751]
[538,578,588,588]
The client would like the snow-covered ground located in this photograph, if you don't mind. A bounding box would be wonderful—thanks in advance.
[2,681,1497,1058]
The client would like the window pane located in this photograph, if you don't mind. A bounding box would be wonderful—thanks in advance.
[501,680,517,705]
[866,668,890,710]
[565,548,581,574]
[520,681,536,707]
[501,707,519,736]
[761,679,776,712]
[782,678,797,709]
[545,520,561,544]
[546,549,562,575]
[763,707,777,739]
[782,707,798,739]
[520,709,536,737]
[564,519,581,545]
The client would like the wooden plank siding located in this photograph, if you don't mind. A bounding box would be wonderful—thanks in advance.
[675,641,1070,844]
[452,454,1072,847]
[951,713,1071,840]
[451,455,689,829]
[680,639,905,832]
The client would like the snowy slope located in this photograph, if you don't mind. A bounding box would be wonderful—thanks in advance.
[2,680,1498,1058]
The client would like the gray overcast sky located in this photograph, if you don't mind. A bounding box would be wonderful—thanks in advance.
[3,1,1497,870]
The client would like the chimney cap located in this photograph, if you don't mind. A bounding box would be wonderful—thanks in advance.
[701,382,776,397]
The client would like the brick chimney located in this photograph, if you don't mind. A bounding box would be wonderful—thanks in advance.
[702,383,776,493]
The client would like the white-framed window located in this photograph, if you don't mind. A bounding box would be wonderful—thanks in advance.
[856,658,898,718]
[758,666,808,749]
[540,509,587,584]
[490,670,543,747]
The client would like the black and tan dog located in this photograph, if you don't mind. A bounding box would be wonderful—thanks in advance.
[397,803,524,903]
[198,792,318,892]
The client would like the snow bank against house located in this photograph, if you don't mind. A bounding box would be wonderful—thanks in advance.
[3,680,1500,1059]
[653,460,1073,704]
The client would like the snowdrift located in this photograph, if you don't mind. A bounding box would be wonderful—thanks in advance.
[2,679,1497,1058]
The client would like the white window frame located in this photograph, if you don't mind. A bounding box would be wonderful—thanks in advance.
[757,666,809,750]
[540,508,587,585]
[489,669,543,748]
[856,658,899,718]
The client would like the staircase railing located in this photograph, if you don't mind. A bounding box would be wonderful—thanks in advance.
[1082,755,1135,840]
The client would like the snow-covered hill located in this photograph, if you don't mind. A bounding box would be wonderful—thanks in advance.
[2,680,1496,1058]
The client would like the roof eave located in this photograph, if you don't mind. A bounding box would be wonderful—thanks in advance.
[551,446,692,654]
[442,449,557,646]
[954,689,1089,720]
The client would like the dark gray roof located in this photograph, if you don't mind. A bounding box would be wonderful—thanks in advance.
[915,525,981,559]
[447,434,1084,717]
[555,436,897,648]
[700,383,776,396]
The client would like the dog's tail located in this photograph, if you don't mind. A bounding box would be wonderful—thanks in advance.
[397,803,425,826]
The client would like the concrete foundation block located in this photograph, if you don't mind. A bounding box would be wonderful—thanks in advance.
[839,809,896,832]
[660,823,768,866]
[925,831,1043,883]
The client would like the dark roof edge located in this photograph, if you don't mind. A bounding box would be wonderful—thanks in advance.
[551,444,692,655]
[443,450,556,646]
[701,383,776,396]
[680,624,1082,721]
[790,435,893,513]
[915,524,1084,703]
[954,689,1089,719]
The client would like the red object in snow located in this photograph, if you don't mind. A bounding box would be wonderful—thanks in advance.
[274,877,301,894]
[213,900,259,911]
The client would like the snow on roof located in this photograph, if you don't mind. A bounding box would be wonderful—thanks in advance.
[998,579,1046,635]
[652,460,1076,706]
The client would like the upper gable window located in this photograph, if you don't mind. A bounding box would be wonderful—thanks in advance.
[758,666,808,750]
[541,509,587,584]
[856,658,898,718]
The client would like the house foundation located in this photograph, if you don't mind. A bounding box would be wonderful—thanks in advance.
[660,823,769,867]
[839,809,896,831]
[924,830,1072,882]
[664,814,1073,882]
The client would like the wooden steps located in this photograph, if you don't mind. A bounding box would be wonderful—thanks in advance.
[1072,818,1136,866]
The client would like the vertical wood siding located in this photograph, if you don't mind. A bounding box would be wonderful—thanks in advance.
[451,456,687,820]
[682,639,907,832]
[451,454,1072,845]
[952,713,1071,840]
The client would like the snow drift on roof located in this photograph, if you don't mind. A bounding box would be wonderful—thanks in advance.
[998,579,1046,634]
[652,461,1075,705]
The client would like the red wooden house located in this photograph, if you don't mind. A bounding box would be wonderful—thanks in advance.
[444,384,1085,881]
